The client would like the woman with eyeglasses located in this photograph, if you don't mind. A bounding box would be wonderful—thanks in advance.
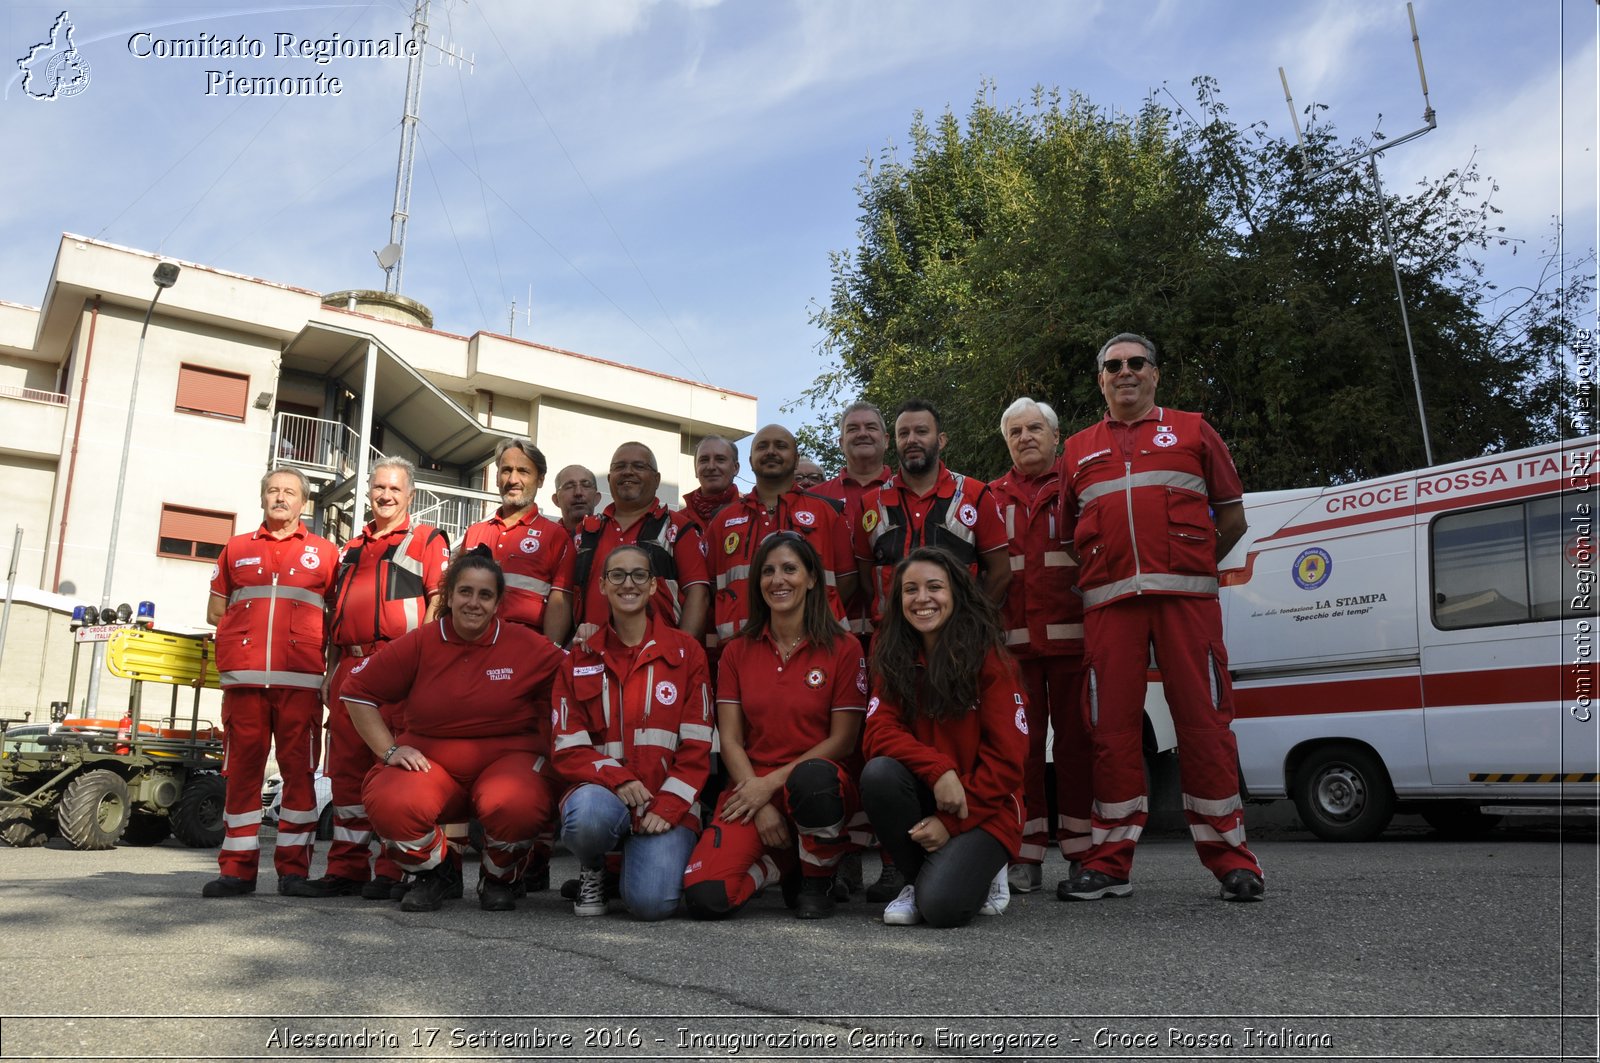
[682,532,868,920]
[551,545,714,919]
[345,549,565,912]
[860,546,1028,927]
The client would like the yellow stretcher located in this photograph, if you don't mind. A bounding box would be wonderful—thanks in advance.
[105,629,220,690]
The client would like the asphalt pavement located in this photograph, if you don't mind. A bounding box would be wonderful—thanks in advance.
[0,816,1594,1063]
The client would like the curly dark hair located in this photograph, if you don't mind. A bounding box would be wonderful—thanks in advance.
[738,532,840,651]
[442,546,505,616]
[870,546,1005,722]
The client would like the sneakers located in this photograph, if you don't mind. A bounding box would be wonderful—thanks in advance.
[1007,862,1042,894]
[1059,867,1132,901]
[282,874,361,898]
[573,866,608,916]
[1219,868,1265,902]
[560,870,619,902]
[795,876,835,919]
[400,868,452,912]
[361,875,401,901]
[978,865,1011,916]
[477,875,517,911]
[200,875,256,898]
[865,862,907,902]
[882,883,922,925]
[275,874,309,896]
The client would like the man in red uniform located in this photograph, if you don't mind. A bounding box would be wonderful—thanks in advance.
[815,400,892,640]
[461,438,576,645]
[853,398,1011,623]
[793,458,827,490]
[1057,333,1263,902]
[289,457,450,899]
[572,442,709,638]
[201,468,338,897]
[704,424,856,649]
[991,397,1090,895]
[551,464,601,538]
[681,436,741,527]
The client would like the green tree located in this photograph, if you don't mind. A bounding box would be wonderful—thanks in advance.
[798,79,1591,489]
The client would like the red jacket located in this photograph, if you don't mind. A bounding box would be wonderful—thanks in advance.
[1059,407,1243,610]
[551,619,714,830]
[990,466,1083,658]
[209,522,337,689]
[461,509,575,629]
[814,468,891,634]
[328,517,450,650]
[705,488,850,646]
[862,648,1028,856]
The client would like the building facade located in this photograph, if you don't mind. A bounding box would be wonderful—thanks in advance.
[0,234,756,722]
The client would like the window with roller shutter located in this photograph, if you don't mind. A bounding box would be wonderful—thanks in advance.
[158,505,236,561]
[175,364,249,421]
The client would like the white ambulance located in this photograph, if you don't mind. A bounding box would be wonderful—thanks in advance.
[1209,435,1597,840]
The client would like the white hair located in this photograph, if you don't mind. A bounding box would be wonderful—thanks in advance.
[369,456,416,490]
[999,397,1059,436]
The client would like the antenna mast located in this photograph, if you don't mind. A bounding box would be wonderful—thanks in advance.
[1280,2,1438,465]
[384,0,429,295]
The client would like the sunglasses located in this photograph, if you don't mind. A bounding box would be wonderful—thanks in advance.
[1100,356,1153,374]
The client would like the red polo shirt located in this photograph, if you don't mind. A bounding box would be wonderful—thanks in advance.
[815,468,891,632]
[705,488,852,645]
[461,508,575,629]
[575,501,710,630]
[715,632,867,772]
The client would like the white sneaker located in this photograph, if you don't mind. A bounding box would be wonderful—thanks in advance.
[573,866,607,917]
[978,864,1010,916]
[882,883,922,925]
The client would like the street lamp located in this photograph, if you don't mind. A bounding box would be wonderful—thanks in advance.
[84,261,180,713]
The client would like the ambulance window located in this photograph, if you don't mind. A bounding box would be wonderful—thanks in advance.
[1431,504,1529,628]
[1432,490,1597,629]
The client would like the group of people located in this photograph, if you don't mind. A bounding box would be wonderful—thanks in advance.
[200,331,1265,928]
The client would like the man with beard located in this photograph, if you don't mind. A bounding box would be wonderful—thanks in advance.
[572,442,709,638]
[462,438,576,644]
[852,398,1010,624]
[682,436,741,526]
[704,424,855,649]
[551,464,601,537]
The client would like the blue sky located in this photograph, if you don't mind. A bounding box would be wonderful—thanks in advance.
[2,0,1593,441]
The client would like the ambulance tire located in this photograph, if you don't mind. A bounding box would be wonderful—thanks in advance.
[1293,744,1395,842]
[1420,802,1501,839]
[59,769,131,850]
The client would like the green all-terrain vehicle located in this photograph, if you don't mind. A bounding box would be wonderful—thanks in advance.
[1,627,226,850]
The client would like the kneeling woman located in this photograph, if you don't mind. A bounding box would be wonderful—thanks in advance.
[862,546,1028,927]
[552,545,713,920]
[343,550,565,912]
[683,533,869,919]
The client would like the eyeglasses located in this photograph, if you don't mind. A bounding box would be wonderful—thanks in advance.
[558,478,596,492]
[603,568,652,586]
[609,460,655,474]
[1100,356,1153,374]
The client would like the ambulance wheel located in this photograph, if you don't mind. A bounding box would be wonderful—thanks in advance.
[1420,802,1501,839]
[1293,744,1394,842]
[171,773,227,848]
[59,769,131,850]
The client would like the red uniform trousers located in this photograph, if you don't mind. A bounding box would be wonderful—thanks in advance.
[1082,595,1261,881]
[362,734,555,884]
[325,655,404,883]
[682,762,869,913]
[218,687,321,882]
[1016,655,1092,864]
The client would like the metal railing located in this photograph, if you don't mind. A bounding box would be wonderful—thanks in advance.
[412,485,500,544]
[0,384,68,406]
[272,412,359,476]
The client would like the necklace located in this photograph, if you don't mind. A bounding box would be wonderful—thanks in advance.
[775,631,803,662]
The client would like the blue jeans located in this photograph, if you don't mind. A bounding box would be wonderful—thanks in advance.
[560,784,698,921]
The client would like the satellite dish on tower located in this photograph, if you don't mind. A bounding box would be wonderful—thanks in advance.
[375,243,402,270]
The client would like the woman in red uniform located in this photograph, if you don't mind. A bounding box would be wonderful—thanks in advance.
[861,546,1028,927]
[552,544,714,920]
[683,533,869,920]
[343,550,564,912]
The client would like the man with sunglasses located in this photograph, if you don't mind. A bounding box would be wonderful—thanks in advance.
[1057,333,1263,904]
